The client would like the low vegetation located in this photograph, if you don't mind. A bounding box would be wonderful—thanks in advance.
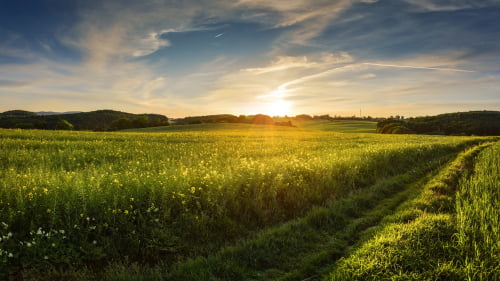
[0,120,497,280]
[327,142,499,281]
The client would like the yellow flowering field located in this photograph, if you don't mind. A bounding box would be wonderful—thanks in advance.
[0,127,493,278]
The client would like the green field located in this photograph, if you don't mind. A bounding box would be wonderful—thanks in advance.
[123,120,377,133]
[0,123,498,280]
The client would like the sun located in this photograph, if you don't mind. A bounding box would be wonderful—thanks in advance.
[257,87,293,117]
[263,99,292,117]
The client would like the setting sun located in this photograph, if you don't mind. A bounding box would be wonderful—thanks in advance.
[263,99,292,117]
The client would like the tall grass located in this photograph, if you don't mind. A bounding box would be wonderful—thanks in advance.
[0,128,492,279]
[455,143,499,281]
[327,141,499,281]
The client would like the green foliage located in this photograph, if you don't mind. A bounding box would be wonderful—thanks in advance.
[110,118,133,130]
[378,111,500,136]
[55,120,74,130]
[14,123,35,129]
[376,119,411,134]
[34,120,47,129]
[0,110,37,117]
[174,114,240,125]
[0,110,168,131]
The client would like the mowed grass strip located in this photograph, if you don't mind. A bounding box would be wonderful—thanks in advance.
[326,141,498,281]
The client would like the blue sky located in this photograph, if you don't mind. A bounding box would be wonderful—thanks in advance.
[1,0,499,117]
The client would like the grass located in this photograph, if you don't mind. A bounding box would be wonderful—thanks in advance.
[455,142,499,280]
[326,142,499,281]
[123,120,377,134]
[0,125,496,280]
[292,120,377,133]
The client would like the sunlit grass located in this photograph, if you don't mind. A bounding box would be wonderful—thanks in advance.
[327,142,499,281]
[0,128,495,279]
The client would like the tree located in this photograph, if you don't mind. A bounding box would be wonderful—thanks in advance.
[111,118,133,130]
[295,114,313,120]
[34,120,47,129]
[252,114,274,125]
[132,115,150,128]
[56,120,74,130]
[15,123,34,129]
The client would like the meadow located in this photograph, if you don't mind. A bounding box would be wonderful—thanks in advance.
[0,123,498,280]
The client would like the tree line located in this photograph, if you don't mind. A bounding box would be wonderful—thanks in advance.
[0,110,169,131]
[377,111,500,136]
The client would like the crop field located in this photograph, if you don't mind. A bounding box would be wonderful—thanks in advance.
[0,125,498,280]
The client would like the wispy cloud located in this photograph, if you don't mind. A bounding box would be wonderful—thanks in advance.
[0,79,30,88]
[235,0,375,45]
[245,52,353,74]
[132,32,170,57]
[363,63,475,72]
[404,0,500,11]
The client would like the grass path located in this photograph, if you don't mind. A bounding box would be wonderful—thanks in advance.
[326,141,498,281]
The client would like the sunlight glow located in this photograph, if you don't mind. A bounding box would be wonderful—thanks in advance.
[264,99,292,117]
[257,87,293,116]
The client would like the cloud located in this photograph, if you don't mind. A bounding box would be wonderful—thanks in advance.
[404,0,500,11]
[363,52,476,72]
[363,63,475,72]
[359,73,376,79]
[0,79,30,88]
[245,52,353,74]
[2,0,498,117]
[132,32,170,57]
[235,0,376,45]
[202,52,359,115]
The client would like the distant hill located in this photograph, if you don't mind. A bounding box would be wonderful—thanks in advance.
[0,110,37,117]
[0,110,168,131]
[36,111,82,116]
[377,111,500,136]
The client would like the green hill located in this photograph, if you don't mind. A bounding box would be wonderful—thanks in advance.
[377,111,500,136]
[0,110,168,131]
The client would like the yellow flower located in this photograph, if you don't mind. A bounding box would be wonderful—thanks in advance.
[124,210,129,215]
[46,208,52,213]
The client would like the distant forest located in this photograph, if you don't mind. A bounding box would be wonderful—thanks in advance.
[377,111,500,136]
[0,110,168,131]
[3,110,499,136]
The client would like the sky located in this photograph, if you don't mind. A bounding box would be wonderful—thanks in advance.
[1,0,499,118]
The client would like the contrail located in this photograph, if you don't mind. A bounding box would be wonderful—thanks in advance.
[363,62,475,73]
[214,33,225,38]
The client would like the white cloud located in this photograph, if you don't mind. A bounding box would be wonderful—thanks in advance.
[363,63,474,73]
[245,52,353,74]
[404,0,500,11]
[235,0,377,45]
[132,32,170,57]
[359,73,376,79]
